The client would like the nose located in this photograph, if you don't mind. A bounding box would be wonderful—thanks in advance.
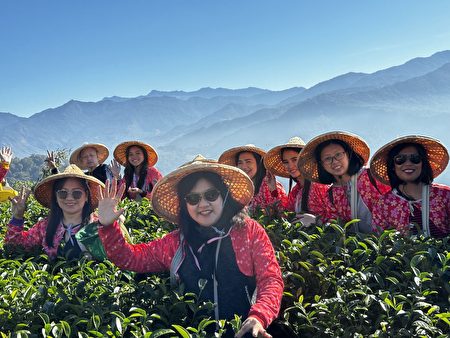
[197,195,209,207]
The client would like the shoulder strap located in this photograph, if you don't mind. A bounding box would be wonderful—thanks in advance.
[350,174,358,220]
[422,184,430,237]
[170,232,185,287]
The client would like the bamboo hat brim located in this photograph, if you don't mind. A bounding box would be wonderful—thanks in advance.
[69,143,109,170]
[264,137,306,178]
[34,164,105,209]
[151,155,254,225]
[113,141,158,167]
[370,135,449,185]
[218,144,266,166]
[297,131,370,183]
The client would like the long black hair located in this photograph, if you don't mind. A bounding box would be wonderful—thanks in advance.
[387,142,433,189]
[235,151,266,195]
[314,139,364,184]
[45,178,92,248]
[177,171,247,244]
[281,147,312,212]
[124,145,149,197]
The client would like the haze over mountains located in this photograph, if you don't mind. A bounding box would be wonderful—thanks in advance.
[2,50,450,183]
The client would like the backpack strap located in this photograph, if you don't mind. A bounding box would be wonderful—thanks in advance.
[421,184,430,237]
[170,232,185,287]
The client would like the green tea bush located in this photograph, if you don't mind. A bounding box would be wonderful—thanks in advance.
[0,196,449,337]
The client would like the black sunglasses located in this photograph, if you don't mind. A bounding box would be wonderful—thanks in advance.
[56,189,85,200]
[184,188,221,206]
[393,153,422,165]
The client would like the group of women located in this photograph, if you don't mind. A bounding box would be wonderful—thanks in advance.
[1,131,450,337]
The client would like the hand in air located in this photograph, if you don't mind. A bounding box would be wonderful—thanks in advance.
[110,159,121,179]
[45,150,57,169]
[98,179,126,226]
[0,146,13,164]
[10,186,31,219]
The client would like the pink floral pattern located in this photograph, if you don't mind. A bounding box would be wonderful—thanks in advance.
[249,177,286,211]
[0,163,9,182]
[5,215,98,259]
[283,182,330,214]
[372,183,450,236]
[98,217,283,328]
[308,168,390,223]
[120,166,163,200]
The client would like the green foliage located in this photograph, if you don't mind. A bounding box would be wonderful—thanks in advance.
[0,199,449,337]
[7,149,69,185]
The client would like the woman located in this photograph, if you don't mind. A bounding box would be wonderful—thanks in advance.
[264,137,329,225]
[218,144,286,213]
[297,131,390,232]
[113,141,162,200]
[5,165,104,259]
[97,155,283,338]
[370,135,450,237]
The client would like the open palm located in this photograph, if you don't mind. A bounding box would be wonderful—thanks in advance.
[97,179,126,225]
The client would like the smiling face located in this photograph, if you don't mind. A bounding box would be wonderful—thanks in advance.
[393,145,422,183]
[320,143,350,179]
[186,178,224,227]
[80,147,99,170]
[127,146,145,168]
[282,149,301,179]
[55,178,88,217]
[237,152,258,179]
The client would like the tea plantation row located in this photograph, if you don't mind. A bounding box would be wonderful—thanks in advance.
[1,196,449,337]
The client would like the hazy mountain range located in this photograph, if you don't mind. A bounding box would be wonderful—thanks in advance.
[2,50,450,183]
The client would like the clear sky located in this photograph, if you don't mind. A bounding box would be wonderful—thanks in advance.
[1,0,450,117]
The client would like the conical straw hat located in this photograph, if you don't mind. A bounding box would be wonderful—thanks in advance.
[264,137,306,178]
[70,143,109,170]
[297,131,370,183]
[218,144,266,166]
[34,164,104,208]
[113,141,158,167]
[370,135,449,185]
[152,155,254,224]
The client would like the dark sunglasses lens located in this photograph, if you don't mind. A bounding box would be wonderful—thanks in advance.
[204,189,220,202]
[394,155,407,165]
[410,154,422,164]
[57,190,68,199]
[185,193,201,205]
[72,190,83,199]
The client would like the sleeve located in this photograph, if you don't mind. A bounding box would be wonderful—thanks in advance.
[267,180,287,206]
[144,167,163,199]
[98,221,179,273]
[371,196,389,231]
[281,185,298,212]
[247,220,284,328]
[307,183,333,222]
[0,162,9,182]
[4,218,48,252]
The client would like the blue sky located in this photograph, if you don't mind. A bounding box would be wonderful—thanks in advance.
[1,0,450,117]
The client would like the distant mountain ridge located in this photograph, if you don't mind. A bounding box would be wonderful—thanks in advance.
[2,50,450,183]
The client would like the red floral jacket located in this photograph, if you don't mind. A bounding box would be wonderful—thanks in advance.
[120,166,163,200]
[308,168,390,223]
[98,217,283,328]
[249,177,286,212]
[282,182,330,214]
[372,183,450,237]
[1,162,9,182]
[5,215,97,258]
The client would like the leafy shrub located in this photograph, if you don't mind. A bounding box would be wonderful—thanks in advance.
[0,197,449,337]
